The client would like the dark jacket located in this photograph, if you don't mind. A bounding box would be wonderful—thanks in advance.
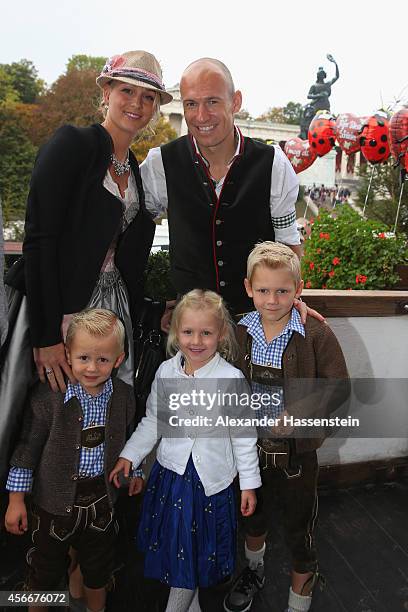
[236,317,350,453]
[6,124,155,347]
[161,135,275,314]
[10,378,135,516]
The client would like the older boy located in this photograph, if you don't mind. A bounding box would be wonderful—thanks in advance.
[224,242,349,612]
[5,308,142,612]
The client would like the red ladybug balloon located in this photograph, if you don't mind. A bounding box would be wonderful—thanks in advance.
[335,113,363,155]
[308,111,336,157]
[360,112,390,164]
[389,108,408,167]
[284,138,317,173]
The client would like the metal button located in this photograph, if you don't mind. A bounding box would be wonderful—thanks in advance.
[78,416,83,422]
[75,444,81,450]
[215,219,222,225]
[219,281,226,287]
[71,474,78,481]
[66,506,72,513]
[216,240,222,246]
[217,260,224,266]
[203,182,208,186]
[267,362,272,366]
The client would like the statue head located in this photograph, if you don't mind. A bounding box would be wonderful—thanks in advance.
[317,67,327,82]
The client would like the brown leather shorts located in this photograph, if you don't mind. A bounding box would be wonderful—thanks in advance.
[27,477,118,590]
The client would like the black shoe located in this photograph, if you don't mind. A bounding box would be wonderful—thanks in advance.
[223,565,265,612]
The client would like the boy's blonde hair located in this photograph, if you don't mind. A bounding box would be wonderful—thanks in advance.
[167,289,238,362]
[66,308,125,352]
[246,241,302,286]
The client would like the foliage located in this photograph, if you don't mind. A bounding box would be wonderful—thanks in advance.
[0,102,37,221]
[302,206,408,290]
[257,101,302,125]
[0,60,44,103]
[144,250,176,300]
[131,116,177,163]
[356,160,408,234]
[0,67,19,104]
[235,108,252,120]
[66,54,106,74]
[33,69,101,146]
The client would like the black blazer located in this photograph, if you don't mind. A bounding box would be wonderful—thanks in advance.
[6,124,155,347]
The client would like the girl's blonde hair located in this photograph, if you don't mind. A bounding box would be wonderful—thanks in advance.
[167,289,238,362]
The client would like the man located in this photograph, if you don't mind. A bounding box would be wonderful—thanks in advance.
[141,58,302,316]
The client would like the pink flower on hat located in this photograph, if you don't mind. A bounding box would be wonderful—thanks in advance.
[103,55,126,74]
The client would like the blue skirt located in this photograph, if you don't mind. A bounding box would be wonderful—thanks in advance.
[137,457,237,589]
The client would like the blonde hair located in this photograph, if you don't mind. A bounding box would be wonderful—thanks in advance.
[66,308,125,352]
[167,289,238,362]
[247,241,302,286]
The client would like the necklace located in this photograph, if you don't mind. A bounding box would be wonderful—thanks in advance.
[110,152,130,176]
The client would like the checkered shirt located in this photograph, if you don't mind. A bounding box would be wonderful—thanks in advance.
[238,308,305,420]
[7,379,142,492]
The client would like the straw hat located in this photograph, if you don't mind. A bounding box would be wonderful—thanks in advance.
[96,50,172,105]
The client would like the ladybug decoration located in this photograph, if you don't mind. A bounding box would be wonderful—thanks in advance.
[284,138,317,174]
[308,111,336,157]
[359,111,390,164]
[335,113,363,155]
[389,108,408,169]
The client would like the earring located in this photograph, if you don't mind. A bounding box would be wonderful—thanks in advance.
[104,104,109,110]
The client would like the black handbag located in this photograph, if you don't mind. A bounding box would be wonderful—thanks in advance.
[134,298,166,422]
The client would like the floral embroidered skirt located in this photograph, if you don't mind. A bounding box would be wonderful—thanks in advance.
[137,456,237,589]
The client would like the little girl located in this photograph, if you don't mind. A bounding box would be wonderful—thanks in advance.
[110,289,261,611]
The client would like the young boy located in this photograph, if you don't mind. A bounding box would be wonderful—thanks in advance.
[224,242,350,612]
[4,308,142,612]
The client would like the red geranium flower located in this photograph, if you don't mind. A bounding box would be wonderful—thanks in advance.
[309,262,315,270]
[328,270,335,278]
[305,281,312,288]
[356,274,368,284]
[332,257,340,265]
[378,232,386,239]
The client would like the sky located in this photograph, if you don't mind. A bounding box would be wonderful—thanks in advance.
[2,0,408,119]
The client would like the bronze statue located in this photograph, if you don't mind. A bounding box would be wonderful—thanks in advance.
[299,54,339,139]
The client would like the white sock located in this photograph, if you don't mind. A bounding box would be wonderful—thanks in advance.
[287,586,312,612]
[245,541,266,569]
[165,587,196,612]
[187,588,201,611]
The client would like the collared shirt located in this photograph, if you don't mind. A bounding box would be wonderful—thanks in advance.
[238,309,305,419]
[7,379,143,492]
[140,127,300,246]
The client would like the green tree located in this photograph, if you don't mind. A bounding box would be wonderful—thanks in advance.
[0,67,19,104]
[256,106,285,123]
[32,68,101,146]
[282,101,303,125]
[0,59,44,103]
[131,116,177,163]
[66,54,106,74]
[257,101,302,125]
[357,161,408,234]
[0,101,37,221]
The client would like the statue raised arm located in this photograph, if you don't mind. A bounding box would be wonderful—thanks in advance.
[299,54,339,139]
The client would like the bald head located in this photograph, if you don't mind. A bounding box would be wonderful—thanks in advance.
[181,58,235,98]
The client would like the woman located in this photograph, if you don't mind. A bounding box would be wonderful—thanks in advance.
[0,50,172,481]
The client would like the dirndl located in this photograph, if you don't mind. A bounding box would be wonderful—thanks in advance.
[137,456,237,589]
[0,267,134,485]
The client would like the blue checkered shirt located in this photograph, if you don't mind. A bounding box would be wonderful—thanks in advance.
[7,379,142,492]
[238,308,305,420]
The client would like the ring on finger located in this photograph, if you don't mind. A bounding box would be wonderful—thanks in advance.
[45,368,53,375]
